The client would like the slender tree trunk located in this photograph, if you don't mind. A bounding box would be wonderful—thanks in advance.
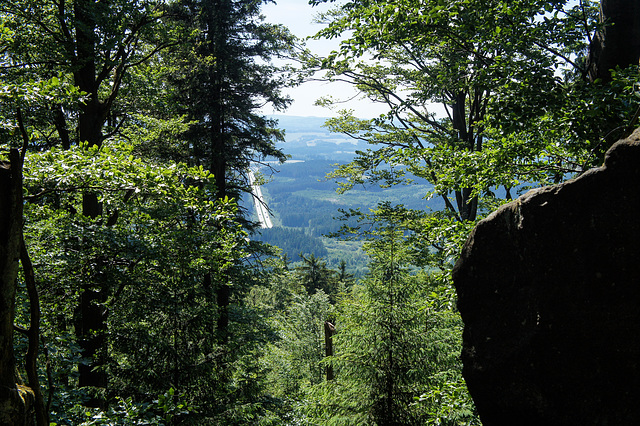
[324,321,335,381]
[456,188,478,222]
[452,91,478,221]
[20,236,48,426]
[53,106,71,150]
[215,284,231,345]
[210,108,227,201]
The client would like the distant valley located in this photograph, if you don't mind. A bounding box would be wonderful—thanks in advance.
[248,115,442,275]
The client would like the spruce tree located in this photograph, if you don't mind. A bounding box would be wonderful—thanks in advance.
[169,0,295,201]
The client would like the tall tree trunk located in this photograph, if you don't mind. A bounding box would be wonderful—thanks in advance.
[20,236,48,426]
[0,150,34,424]
[587,0,640,83]
[205,0,233,346]
[53,106,71,150]
[74,0,108,406]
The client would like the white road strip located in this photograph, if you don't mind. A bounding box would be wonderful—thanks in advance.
[248,168,273,229]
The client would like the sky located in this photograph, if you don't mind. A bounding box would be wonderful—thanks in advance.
[260,0,388,118]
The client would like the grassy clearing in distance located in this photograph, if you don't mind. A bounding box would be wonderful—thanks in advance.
[293,183,440,211]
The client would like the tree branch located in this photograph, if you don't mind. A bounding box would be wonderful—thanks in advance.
[16,108,29,162]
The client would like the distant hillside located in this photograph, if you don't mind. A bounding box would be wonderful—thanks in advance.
[269,115,362,162]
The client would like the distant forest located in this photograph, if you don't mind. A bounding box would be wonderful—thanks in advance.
[251,159,440,269]
[255,227,328,260]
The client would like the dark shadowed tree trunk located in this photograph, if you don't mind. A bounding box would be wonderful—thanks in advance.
[587,0,640,83]
[19,236,48,425]
[73,0,109,405]
[0,150,33,424]
[204,0,232,345]
[452,91,480,222]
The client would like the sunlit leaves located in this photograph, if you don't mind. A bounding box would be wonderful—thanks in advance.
[0,74,85,147]
[21,139,252,421]
[24,142,212,207]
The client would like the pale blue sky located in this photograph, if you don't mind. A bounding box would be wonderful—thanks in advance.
[261,0,388,118]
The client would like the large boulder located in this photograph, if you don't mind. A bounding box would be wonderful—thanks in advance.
[452,129,640,425]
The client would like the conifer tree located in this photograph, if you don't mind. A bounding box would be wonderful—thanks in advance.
[297,253,339,299]
[169,0,295,201]
[164,0,296,353]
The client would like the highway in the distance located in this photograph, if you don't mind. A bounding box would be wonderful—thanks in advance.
[247,168,273,229]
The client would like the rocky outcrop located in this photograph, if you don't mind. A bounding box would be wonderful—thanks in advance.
[452,129,640,425]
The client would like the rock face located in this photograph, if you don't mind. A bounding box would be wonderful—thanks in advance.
[452,129,640,425]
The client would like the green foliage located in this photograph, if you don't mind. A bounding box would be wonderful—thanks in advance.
[264,291,335,397]
[17,140,286,423]
[301,203,478,425]
[488,65,640,174]
[45,387,192,425]
[4,0,639,423]
[296,254,339,299]
[2,0,298,421]
[305,0,630,226]
[300,1,640,424]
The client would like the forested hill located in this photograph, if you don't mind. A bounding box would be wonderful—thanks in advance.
[247,115,369,269]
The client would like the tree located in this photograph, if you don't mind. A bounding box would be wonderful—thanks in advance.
[305,203,476,425]
[308,0,610,224]
[2,0,299,420]
[264,290,335,396]
[297,253,339,299]
[162,0,297,353]
[0,75,77,423]
[21,140,274,423]
[168,0,295,201]
[336,259,356,292]
[1,0,178,405]
[0,150,30,424]
[1,0,172,150]
[306,0,640,422]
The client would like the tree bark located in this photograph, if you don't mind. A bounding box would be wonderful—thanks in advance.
[53,105,71,150]
[587,0,640,83]
[204,0,233,346]
[215,284,231,345]
[324,321,335,381]
[0,150,34,424]
[452,91,478,221]
[72,0,109,406]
